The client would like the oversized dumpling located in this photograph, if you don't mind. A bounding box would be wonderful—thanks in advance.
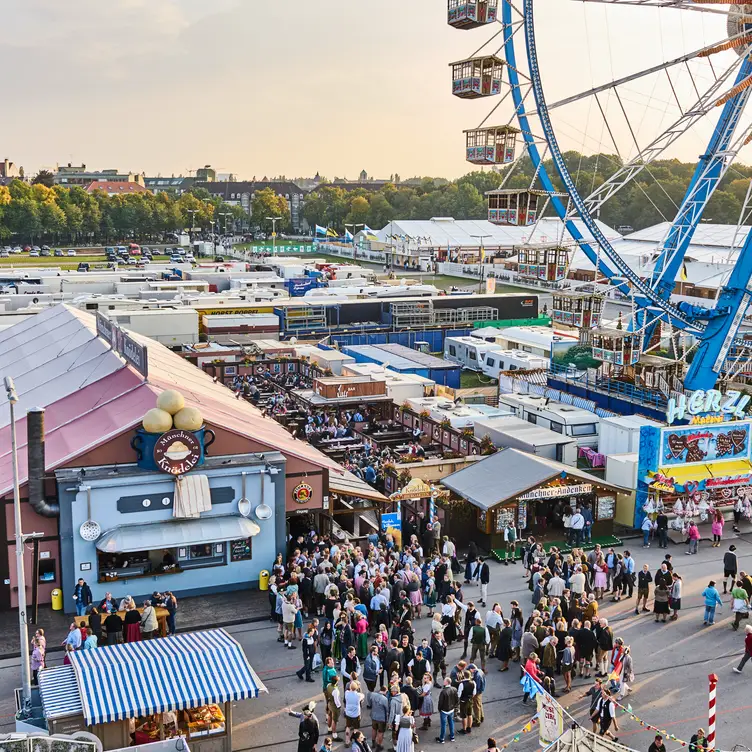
[173,407,203,431]
[143,408,173,434]
[156,390,185,415]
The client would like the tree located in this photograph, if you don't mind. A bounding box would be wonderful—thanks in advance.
[32,170,56,188]
[250,188,291,232]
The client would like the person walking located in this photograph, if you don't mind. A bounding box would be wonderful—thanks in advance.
[656,511,669,549]
[701,581,723,626]
[298,624,318,683]
[688,729,708,752]
[723,546,738,595]
[370,686,389,752]
[641,515,653,549]
[289,702,321,752]
[469,617,490,672]
[31,637,45,684]
[469,664,485,728]
[324,675,342,740]
[616,646,634,699]
[561,636,575,692]
[521,653,541,704]
[72,578,92,617]
[436,677,458,743]
[711,511,725,547]
[344,681,365,747]
[649,735,666,752]
[457,670,476,735]
[635,565,652,615]
[418,672,434,730]
[478,559,490,608]
[731,581,750,630]
[686,521,701,555]
[597,688,619,742]
[732,624,752,673]
[394,707,415,752]
[669,574,683,621]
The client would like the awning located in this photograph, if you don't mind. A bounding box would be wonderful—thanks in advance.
[38,665,83,720]
[96,515,261,553]
[330,470,389,503]
[69,629,267,725]
[656,459,752,490]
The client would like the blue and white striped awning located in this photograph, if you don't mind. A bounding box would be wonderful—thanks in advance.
[69,629,267,725]
[38,665,84,720]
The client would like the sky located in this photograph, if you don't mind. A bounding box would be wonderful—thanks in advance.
[3,0,748,181]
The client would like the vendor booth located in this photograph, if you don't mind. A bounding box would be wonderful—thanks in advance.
[442,448,624,550]
[37,629,267,752]
[635,391,752,535]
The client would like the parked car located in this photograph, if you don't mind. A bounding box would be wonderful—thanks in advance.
[215,256,225,262]
[185,253,195,262]
[41,245,50,251]
[54,249,64,257]
[66,249,77,256]
[29,250,40,257]
[12,247,22,254]
[0,250,9,258]
[77,262,90,272]
[40,249,51,257]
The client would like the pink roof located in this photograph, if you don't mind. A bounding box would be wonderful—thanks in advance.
[0,304,343,498]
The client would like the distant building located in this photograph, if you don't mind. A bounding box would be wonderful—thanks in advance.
[0,158,22,179]
[54,163,146,187]
[194,180,308,232]
[144,176,196,195]
[196,165,217,182]
[85,181,151,196]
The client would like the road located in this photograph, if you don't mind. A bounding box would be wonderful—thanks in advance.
[0,538,749,751]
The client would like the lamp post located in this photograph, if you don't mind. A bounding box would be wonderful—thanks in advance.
[266,216,282,256]
[219,212,232,256]
[4,376,32,714]
[345,223,365,262]
[209,220,216,257]
[471,233,492,293]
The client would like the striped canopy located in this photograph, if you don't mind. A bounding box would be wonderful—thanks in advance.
[38,665,84,720]
[69,629,267,725]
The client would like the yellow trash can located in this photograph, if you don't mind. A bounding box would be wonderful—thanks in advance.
[258,570,270,591]
[51,589,63,611]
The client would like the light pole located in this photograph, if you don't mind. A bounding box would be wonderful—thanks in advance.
[471,234,492,293]
[209,220,216,257]
[266,216,282,256]
[345,223,365,262]
[219,212,232,254]
[4,376,32,714]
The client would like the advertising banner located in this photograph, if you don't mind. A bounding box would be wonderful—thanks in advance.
[660,422,750,466]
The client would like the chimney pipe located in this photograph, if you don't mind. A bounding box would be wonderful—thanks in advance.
[26,408,59,517]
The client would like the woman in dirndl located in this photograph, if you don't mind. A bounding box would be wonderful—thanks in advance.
[419,673,434,729]
[355,612,369,660]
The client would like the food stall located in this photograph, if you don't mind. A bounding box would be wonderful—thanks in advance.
[37,629,267,752]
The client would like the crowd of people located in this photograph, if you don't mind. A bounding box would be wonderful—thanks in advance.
[278,527,752,752]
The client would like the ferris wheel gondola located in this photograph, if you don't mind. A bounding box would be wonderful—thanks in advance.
[446,0,752,391]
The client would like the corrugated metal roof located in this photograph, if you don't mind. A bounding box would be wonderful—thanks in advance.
[0,304,345,499]
[374,343,457,369]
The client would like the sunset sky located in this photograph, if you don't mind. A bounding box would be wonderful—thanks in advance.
[5,0,747,181]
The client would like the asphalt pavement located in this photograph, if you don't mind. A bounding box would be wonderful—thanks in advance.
[0,537,750,751]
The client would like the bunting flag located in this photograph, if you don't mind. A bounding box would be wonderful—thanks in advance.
[326,227,338,238]
[493,715,538,751]
[315,225,327,237]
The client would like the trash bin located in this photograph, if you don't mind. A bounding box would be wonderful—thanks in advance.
[51,589,63,611]
[258,570,270,591]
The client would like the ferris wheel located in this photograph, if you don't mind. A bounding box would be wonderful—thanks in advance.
[446,0,752,391]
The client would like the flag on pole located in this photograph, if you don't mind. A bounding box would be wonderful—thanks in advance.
[681,263,688,281]
[315,225,327,237]
[326,227,338,238]
[364,225,376,235]
[345,229,354,242]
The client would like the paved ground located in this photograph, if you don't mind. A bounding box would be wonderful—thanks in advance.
[0,537,750,751]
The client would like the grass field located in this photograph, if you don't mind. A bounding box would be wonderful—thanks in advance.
[460,370,498,388]
[0,253,172,269]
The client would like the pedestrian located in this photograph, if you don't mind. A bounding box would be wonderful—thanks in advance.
[487,737,501,752]
[689,729,708,752]
[31,637,45,684]
[597,688,619,742]
[324,675,342,739]
[670,574,683,621]
[496,619,513,672]
[648,735,666,752]
[656,511,669,548]
[616,646,634,699]
[723,546,738,595]
[364,645,382,699]
[83,627,98,650]
[702,581,723,625]
[62,622,82,650]
[686,521,701,555]
[732,624,752,673]
[711,510,724,547]
[344,680,365,747]
[298,624,318,683]
[140,600,158,639]
[104,609,123,645]
[469,617,490,672]
[394,705,415,752]
[478,559,490,608]
[583,678,604,733]
[419,672,434,730]
[88,607,102,642]
[387,684,404,748]
[594,618,613,677]
[503,522,517,565]
[561,636,575,692]
[283,593,299,649]
[635,564,652,615]
[289,702,320,752]
[436,677,458,743]
[641,515,653,548]
[164,591,178,635]
[731,580,750,630]
[370,686,389,751]
[469,664,485,728]
[457,670,476,735]
[351,730,372,752]
[521,652,541,704]
[576,619,597,678]
[654,585,670,623]
[72,578,92,617]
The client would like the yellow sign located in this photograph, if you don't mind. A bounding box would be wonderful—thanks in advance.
[390,477,433,501]
[271,232,277,239]
[689,414,725,426]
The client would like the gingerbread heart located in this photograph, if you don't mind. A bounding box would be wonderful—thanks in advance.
[729,429,747,454]
[666,433,686,460]
[715,432,733,458]
[685,439,706,464]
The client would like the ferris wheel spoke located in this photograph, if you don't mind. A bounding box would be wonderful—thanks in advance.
[565,52,748,220]
[548,32,747,111]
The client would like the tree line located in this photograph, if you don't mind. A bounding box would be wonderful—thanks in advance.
[0,180,248,245]
[301,153,752,233]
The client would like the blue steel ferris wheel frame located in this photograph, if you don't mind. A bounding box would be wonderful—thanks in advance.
[499,0,752,390]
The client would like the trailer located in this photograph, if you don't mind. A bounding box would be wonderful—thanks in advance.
[481,348,549,378]
[106,308,199,346]
[443,335,502,371]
